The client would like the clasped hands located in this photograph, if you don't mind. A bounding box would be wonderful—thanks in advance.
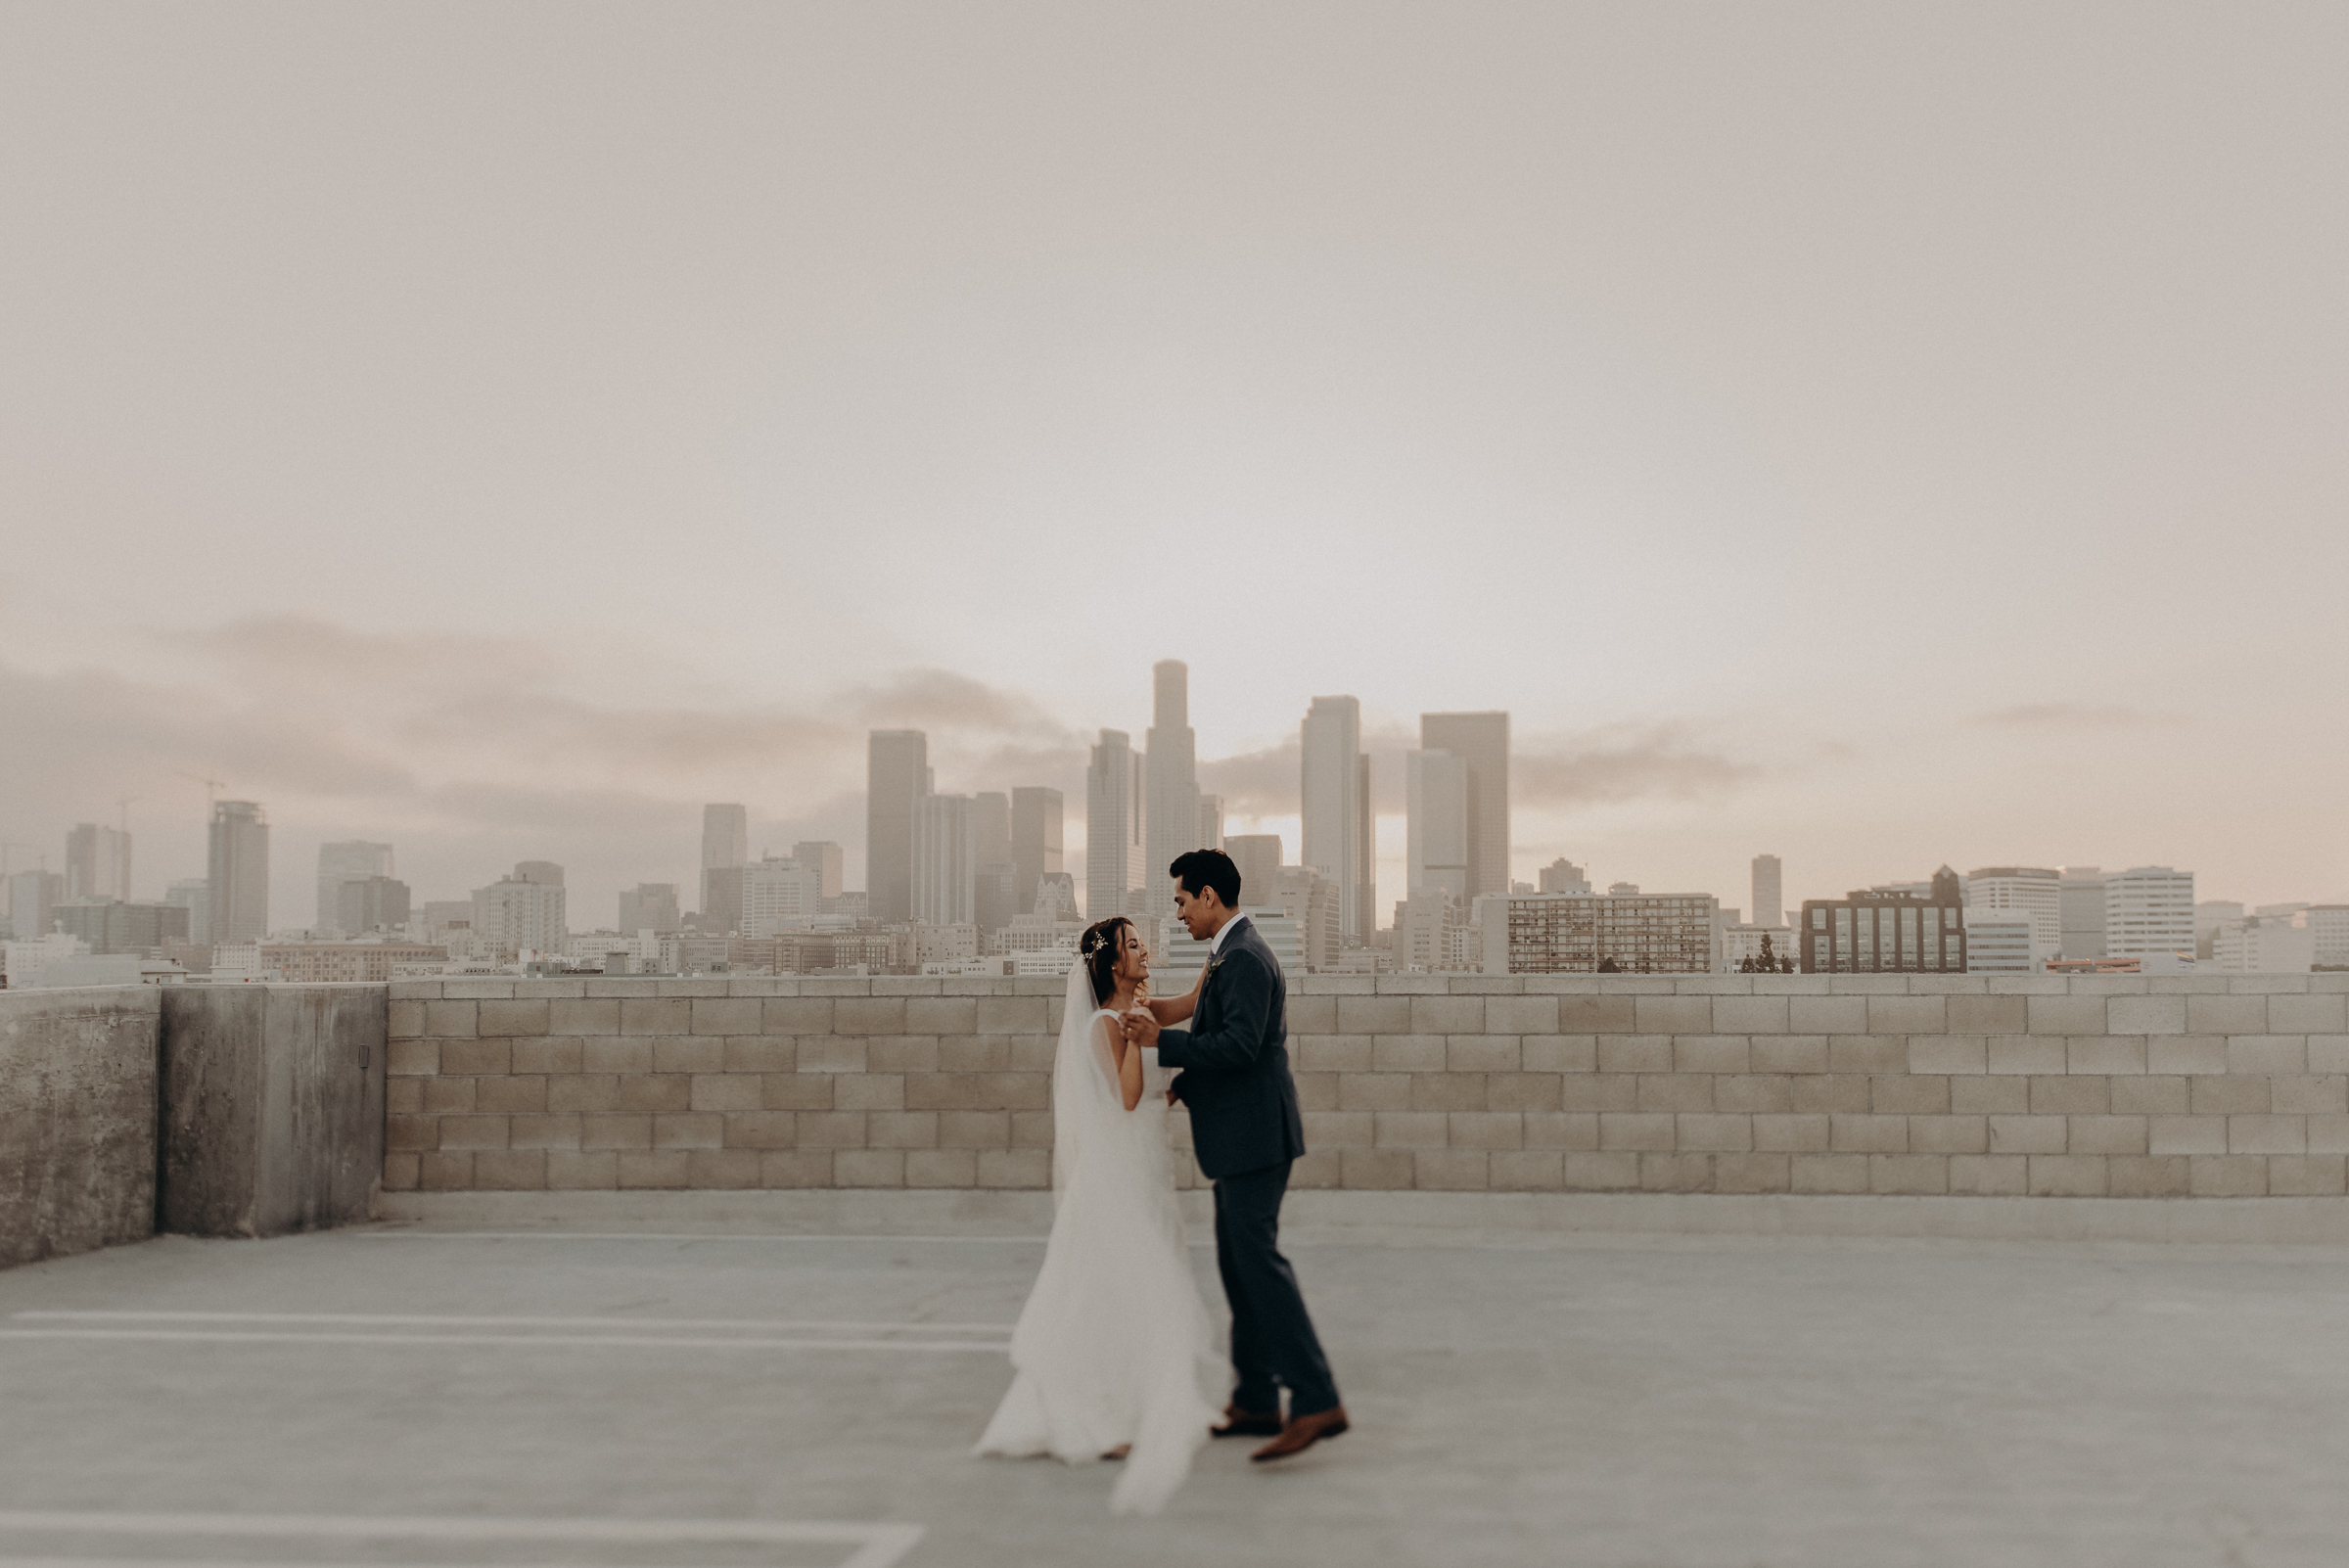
[1119,998,1176,1104]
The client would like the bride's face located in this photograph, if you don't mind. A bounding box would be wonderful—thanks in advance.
[1116,926,1149,985]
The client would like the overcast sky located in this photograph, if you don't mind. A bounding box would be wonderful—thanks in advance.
[3,2,2344,927]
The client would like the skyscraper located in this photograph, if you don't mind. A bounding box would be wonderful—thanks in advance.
[472,861,566,958]
[1224,834,1284,909]
[1145,660,1202,889]
[700,806,749,925]
[1751,854,1783,931]
[617,883,681,934]
[971,792,1014,933]
[1086,729,1144,921]
[1010,787,1064,915]
[2105,866,2194,962]
[2060,867,2107,960]
[1418,713,1509,902]
[1963,866,2061,961]
[317,840,394,932]
[1357,753,1377,941]
[1197,796,1223,852]
[1301,697,1366,945]
[866,733,927,925]
[791,842,844,900]
[335,876,410,935]
[207,800,269,945]
[1406,750,1470,899]
[66,823,131,902]
[913,794,976,926]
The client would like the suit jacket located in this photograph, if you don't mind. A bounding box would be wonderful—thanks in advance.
[1157,916,1307,1179]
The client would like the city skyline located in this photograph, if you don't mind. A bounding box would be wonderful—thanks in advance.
[3,8,2344,926]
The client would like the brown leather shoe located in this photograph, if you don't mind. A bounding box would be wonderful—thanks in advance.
[1211,1404,1284,1439]
[1250,1404,1349,1461]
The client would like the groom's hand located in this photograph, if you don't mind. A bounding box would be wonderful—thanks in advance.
[1125,1007,1161,1050]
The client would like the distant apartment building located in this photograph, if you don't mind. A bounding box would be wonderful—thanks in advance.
[66,823,132,902]
[1198,796,1223,852]
[971,794,1015,934]
[1723,924,1796,972]
[2211,911,2314,974]
[2059,867,2107,959]
[1481,891,1722,975]
[2195,900,2245,959]
[617,882,682,934]
[1395,886,1468,973]
[164,878,209,945]
[912,923,980,966]
[1538,858,1592,895]
[207,801,270,945]
[259,940,452,984]
[1750,854,1783,931]
[1010,787,1064,917]
[2103,866,2194,964]
[791,842,844,900]
[336,875,410,935]
[1799,868,1967,974]
[1406,749,1471,900]
[472,861,567,957]
[1419,712,1509,903]
[866,735,928,925]
[49,899,190,956]
[1964,910,2038,973]
[700,805,749,925]
[6,869,64,944]
[1302,697,1371,945]
[315,841,394,932]
[1223,835,1284,908]
[2310,906,2349,970]
[1085,729,1144,921]
[913,794,976,927]
[1253,864,1340,973]
[1964,866,2062,962]
[741,855,824,938]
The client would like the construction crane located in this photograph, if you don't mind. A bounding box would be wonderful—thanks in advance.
[115,796,140,833]
[0,842,38,879]
[178,772,228,809]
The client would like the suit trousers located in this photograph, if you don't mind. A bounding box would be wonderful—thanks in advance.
[1213,1160,1339,1417]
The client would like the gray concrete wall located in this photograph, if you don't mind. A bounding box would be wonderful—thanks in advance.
[0,987,161,1267]
[160,985,387,1237]
[382,971,2349,1200]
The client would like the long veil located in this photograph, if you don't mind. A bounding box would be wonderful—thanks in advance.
[1048,955,1116,1207]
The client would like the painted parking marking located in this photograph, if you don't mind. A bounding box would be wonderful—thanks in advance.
[0,1327,1004,1353]
[353,1231,1046,1243]
[17,1311,1013,1334]
[0,1510,923,1568]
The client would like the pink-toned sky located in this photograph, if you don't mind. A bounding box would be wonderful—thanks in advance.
[3,3,2344,928]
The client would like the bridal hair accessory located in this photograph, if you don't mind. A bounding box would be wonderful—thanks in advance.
[1082,928,1109,957]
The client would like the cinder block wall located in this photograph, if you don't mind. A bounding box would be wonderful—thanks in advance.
[382,973,2349,1199]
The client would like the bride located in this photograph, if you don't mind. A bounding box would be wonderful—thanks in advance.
[976,916,1231,1514]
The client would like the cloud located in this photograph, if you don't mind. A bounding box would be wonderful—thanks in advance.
[1971,703,2176,731]
[1200,738,1300,815]
[1513,726,1758,809]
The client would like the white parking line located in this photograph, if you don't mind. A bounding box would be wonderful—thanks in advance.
[17,1311,1013,1334]
[0,1327,1005,1353]
[0,1510,923,1568]
[352,1230,1046,1243]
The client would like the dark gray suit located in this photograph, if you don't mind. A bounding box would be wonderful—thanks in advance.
[1159,916,1338,1417]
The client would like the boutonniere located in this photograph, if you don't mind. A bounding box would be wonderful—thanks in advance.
[1202,955,1224,985]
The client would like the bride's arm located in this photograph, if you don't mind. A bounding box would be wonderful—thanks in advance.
[1145,965,1204,1026]
[1100,1014,1145,1112]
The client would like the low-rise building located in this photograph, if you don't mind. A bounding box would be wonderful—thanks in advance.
[1963,910,2038,973]
[1480,891,1722,975]
[1799,867,1967,974]
[257,941,453,984]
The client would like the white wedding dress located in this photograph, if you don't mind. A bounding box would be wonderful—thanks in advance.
[975,962,1231,1514]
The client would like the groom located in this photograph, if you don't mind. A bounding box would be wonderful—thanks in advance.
[1128,848,1348,1461]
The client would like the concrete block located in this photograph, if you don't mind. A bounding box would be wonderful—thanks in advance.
[937,1110,1011,1148]
[938,1037,1011,1073]
[2309,1037,2349,1075]
[1676,1114,1752,1152]
[904,997,978,1035]
[1337,995,1413,1034]
[2307,1115,2349,1154]
[2069,1115,2147,1155]
[420,1078,474,1114]
[835,1149,907,1188]
[1751,1036,1829,1075]
[1870,1076,1948,1115]
[2028,1155,2107,1196]
[1340,1073,1411,1112]
[687,997,762,1036]
[1789,1075,1870,1114]
[1790,1154,1868,1193]
[2149,1114,2229,1156]
[1711,997,1788,1034]
[1946,995,2028,1034]
[688,1074,764,1113]
[2271,994,2349,1033]
[476,999,549,1038]
[1908,1115,1987,1155]
[2227,1035,2308,1075]
[1285,995,1338,1035]
[2187,993,2269,1034]
[1371,1034,1448,1072]
[651,1037,725,1075]
[1635,1075,1713,1113]
[720,1112,799,1149]
[547,1075,618,1113]
[386,1078,422,1114]
[2228,1115,2306,1155]
[1867,1154,1947,1194]
[1415,1150,1492,1190]
[2067,1037,2146,1075]
[2189,1155,2267,1196]
[387,1039,439,1077]
[511,1038,583,1076]
[1409,1074,1487,1111]
[1788,996,1868,1035]
[977,1149,1050,1189]
[1294,1072,1339,1111]
[760,998,834,1034]
[1752,1114,1830,1152]
[2029,1076,2107,1115]
[1635,996,1713,1035]
[2027,996,2106,1036]
[508,1114,582,1150]
[1713,1152,1791,1192]
[1011,1111,1053,1148]
[415,1151,474,1188]
[1865,996,1946,1034]
[440,981,514,1000]
[1304,1110,1373,1146]
[832,998,907,1036]
[2272,1075,2347,1114]
[2110,1076,2189,1115]
[1524,1113,1600,1150]
[798,1038,869,1075]
[760,1151,835,1188]
[424,1000,478,1038]
[387,999,425,1039]
[2106,1156,2189,1196]
[683,1149,761,1189]
[2267,1155,2348,1196]
[1487,1073,1565,1112]
[156,987,385,1242]
[1674,1036,1750,1075]
[438,1039,509,1078]
[1341,1148,1416,1189]
[1714,1075,1792,1113]
[1485,995,1559,1034]
[1828,1113,1907,1153]
[906,1149,979,1188]
[722,1038,796,1075]
[477,1077,546,1114]
[1598,1112,1676,1151]
[651,1113,724,1150]
[1559,1074,1637,1112]
[2190,1076,2269,1115]
[1638,1152,1711,1192]
[1373,1111,1451,1148]
[1562,1152,1640,1190]
[1410,995,1484,1033]
[580,1114,653,1150]
[1987,1036,2065,1076]
[380,1153,420,1190]
[1490,1151,1565,1190]
[1298,1035,1372,1073]
[2106,996,2187,1036]
[2148,1036,2228,1075]
[1908,1036,1986,1075]
[1989,1115,2067,1155]
[1949,1154,2028,1195]
[436,1114,508,1150]
[615,1074,690,1113]
[1598,1035,1674,1074]
[1825,1035,1906,1075]
[1448,1035,1522,1073]
[1557,995,1637,1033]
[619,997,693,1037]
[580,1038,654,1075]
[617,1150,690,1189]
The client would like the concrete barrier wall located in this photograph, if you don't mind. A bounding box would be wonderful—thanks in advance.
[383,972,2349,1199]
[0,987,161,1266]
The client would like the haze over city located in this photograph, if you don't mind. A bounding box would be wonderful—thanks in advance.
[4,3,2344,924]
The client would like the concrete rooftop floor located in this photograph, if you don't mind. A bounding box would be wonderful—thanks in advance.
[2,1204,2347,1567]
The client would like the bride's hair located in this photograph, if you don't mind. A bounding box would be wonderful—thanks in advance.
[1080,916,1132,1007]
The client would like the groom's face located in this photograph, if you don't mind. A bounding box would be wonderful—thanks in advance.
[1173,881,1221,940]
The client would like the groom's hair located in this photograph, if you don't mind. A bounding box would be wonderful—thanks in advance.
[1170,849,1241,909]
